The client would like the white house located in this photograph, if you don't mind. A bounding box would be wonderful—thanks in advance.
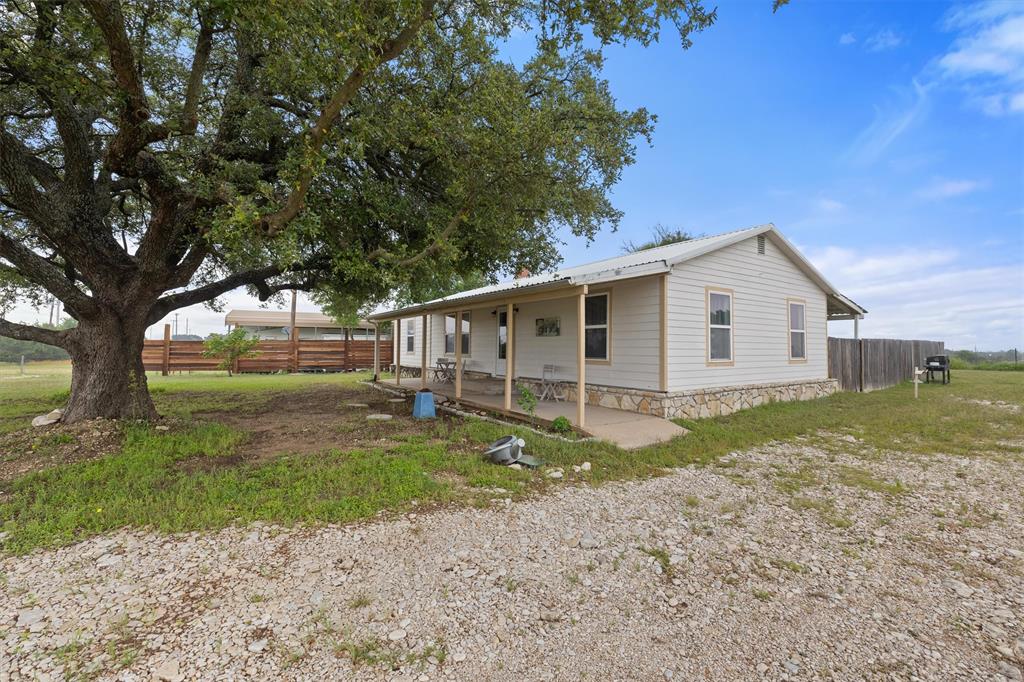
[368,224,865,427]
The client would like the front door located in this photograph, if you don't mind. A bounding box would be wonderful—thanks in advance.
[495,310,508,376]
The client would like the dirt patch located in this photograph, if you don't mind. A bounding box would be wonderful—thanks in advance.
[0,419,123,483]
[176,452,249,474]
[191,384,457,461]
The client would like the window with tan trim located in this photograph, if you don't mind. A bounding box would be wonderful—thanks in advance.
[584,293,609,360]
[788,300,806,361]
[707,289,733,363]
[444,312,470,355]
[405,319,415,352]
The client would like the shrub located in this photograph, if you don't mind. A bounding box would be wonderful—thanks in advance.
[202,329,260,375]
[516,384,538,422]
[551,416,573,435]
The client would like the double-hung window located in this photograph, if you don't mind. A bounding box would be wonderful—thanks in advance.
[405,319,415,352]
[707,289,733,363]
[445,312,470,354]
[584,293,609,361]
[789,300,806,361]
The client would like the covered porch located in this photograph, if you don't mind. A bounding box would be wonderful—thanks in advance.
[377,375,685,449]
[366,279,685,449]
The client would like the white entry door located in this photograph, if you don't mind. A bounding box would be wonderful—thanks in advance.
[495,310,508,376]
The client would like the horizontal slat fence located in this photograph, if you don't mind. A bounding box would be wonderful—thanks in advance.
[828,337,944,392]
[143,337,392,374]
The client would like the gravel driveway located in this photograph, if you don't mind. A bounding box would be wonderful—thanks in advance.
[2,437,1022,681]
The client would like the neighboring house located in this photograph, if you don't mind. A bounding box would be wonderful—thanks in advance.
[224,310,388,341]
[368,224,865,425]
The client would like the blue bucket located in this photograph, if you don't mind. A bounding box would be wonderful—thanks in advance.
[412,390,436,419]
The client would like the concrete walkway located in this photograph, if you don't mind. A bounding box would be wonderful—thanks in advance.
[379,377,686,449]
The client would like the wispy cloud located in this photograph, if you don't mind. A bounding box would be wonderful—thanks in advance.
[915,178,986,200]
[839,32,856,46]
[842,80,930,166]
[815,197,845,212]
[937,1,1024,116]
[811,245,1023,349]
[865,28,904,52]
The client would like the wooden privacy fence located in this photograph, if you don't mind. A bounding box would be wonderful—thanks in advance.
[143,331,392,375]
[828,337,945,392]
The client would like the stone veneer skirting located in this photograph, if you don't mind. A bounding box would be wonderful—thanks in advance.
[514,377,838,420]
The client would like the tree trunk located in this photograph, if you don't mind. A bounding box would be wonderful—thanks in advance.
[63,314,158,423]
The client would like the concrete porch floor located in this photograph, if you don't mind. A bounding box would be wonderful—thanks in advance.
[378,376,686,449]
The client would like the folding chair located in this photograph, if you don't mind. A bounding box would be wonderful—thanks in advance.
[539,364,566,402]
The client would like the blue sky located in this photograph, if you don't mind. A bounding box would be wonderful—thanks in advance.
[545,0,1024,350]
[11,1,1023,350]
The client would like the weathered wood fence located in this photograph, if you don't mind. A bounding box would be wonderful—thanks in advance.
[828,337,945,392]
[142,328,392,375]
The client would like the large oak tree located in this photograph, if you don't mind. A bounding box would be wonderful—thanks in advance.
[0,0,761,422]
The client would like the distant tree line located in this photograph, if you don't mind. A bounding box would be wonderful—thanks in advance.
[949,348,1022,371]
[0,320,75,362]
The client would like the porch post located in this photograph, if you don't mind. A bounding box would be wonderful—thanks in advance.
[421,313,428,389]
[660,273,668,392]
[372,323,380,381]
[395,318,401,386]
[577,289,586,428]
[455,311,463,400]
[854,314,860,340]
[504,302,514,411]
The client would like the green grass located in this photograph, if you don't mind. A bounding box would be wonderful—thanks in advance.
[0,369,1021,554]
[638,546,674,579]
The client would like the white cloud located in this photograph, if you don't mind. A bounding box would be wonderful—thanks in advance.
[865,28,904,52]
[839,33,856,46]
[812,245,1024,350]
[937,1,1024,116]
[842,80,930,166]
[816,198,845,212]
[915,178,986,200]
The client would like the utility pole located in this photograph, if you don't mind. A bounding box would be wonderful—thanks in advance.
[173,312,179,337]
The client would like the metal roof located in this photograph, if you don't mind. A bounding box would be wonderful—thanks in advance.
[225,310,374,328]
[369,224,867,320]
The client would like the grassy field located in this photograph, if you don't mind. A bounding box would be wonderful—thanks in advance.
[1,362,1021,554]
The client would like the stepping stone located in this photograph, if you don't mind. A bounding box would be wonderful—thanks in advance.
[367,414,393,421]
[345,403,370,408]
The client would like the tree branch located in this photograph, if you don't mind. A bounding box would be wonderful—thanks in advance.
[83,0,170,176]
[0,125,62,233]
[181,11,214,134]
[367,199,473,267]
[0,317,69,348]
[146,264,284,323]
[0,231,100,317]
[258,0,435,236]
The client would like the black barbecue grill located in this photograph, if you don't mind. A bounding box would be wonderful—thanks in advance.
[923,355,950,385]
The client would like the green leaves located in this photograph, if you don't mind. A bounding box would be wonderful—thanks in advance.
[0,0,752,331]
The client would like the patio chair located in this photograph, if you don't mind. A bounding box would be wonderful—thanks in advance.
[435,358,457,383]
[539,364,567,402]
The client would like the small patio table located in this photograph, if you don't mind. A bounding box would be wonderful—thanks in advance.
[435,358,456,384]
[539,364,567,402]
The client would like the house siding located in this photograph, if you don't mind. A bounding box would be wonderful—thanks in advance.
[391,276,661,390]
[666,235,829,392]
[391,236,829,398]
